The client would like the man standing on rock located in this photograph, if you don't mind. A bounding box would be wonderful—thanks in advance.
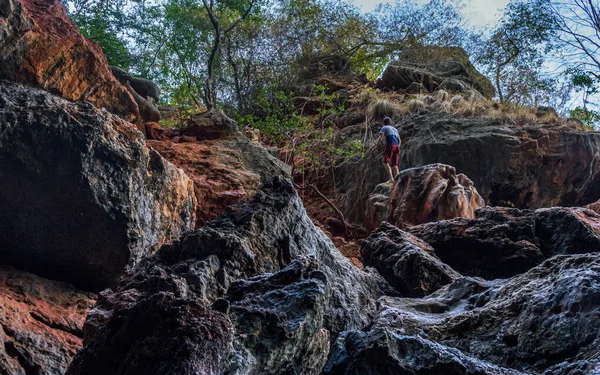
[378,117,401,183]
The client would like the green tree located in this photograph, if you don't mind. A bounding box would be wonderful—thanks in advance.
[61,0,131,69]
[474,0,556,104]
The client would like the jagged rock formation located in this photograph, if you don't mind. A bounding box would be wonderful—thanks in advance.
[377,46,496,99]
[0,81,196,291]
[408,206,600,279]
[68,177,388,375]
[331,254,600,374]
[0,0,139,123]
[364,164,484,230]
[68,179,600,374]
[0,266,95,375]
[146,111,290,227]
[324,331,523,375]
[361,222,460,297]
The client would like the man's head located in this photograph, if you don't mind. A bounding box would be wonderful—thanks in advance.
[383,117,391,126]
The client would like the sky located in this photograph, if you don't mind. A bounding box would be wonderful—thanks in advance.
[352,0,511,28]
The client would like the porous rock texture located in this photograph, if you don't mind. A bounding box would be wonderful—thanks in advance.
[0,266,95,375]
[360,222,460,297]
[377,45,495,99]
[336,114,600,226]
[331,254,600,374]
[0,0,139,123]
[408,206,600,279]
[364,182,393,231]
[146,110,290,227]
[0,81,196,291]
[364,164,484,231]
[68,177,387,375]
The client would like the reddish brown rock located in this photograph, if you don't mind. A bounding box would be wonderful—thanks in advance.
[390,164,485,228]
[147,111,290,227]
[0,266,95,375]
[0,0,139,123]
[144,121,174,141]
[365,164,485,230]
[584,200,600,214]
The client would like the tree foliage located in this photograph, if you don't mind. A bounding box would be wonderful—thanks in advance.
[61,0,600,126]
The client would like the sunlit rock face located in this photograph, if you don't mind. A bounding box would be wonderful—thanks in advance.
[0,0,140,123]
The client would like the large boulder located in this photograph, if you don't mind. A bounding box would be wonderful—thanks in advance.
[0,266,95,375]
[377,46,495,99]
[364,164,485,230]
[393,164,484,228]
[147,111,290,227]
[357,254,600,374]
[0,0,139,123]
[68,177,388,374]
[361,222,461,297]
[0,81,196,291]
[408,206,600,279]
[400,114,600,208]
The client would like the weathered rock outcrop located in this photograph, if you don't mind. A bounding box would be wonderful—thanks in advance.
[347,254,600,374]
[110,67,161,123]
[408,206,600,279]
[365,182,393,230]
[377,46,495,99]
[0,81,196,291]
[361,222,460,297]
[68,177,387,374]
[0,0,139,123]
[337,115,600,225]
[400,114,600,209]
[0,266,95,375]
[147,110,290,227]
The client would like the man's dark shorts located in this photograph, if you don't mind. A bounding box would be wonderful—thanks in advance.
[384,144,400,165]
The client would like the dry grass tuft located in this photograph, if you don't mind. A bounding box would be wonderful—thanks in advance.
[433,90,449,102]
[450,95,465,109]
[368,99,401,121]
[406,98,427,114]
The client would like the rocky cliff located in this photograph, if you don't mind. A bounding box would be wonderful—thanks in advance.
[1,1,600,374]
[336,112,600,228]
[145,111,290,227]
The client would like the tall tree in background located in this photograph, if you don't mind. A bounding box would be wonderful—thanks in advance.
[61,0,131,68]
[201,0,257,110]
[474,0,556,105]
[548,0,600,124]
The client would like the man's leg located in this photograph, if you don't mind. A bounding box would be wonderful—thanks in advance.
[391,145,400,179]
[384,162,394,183]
